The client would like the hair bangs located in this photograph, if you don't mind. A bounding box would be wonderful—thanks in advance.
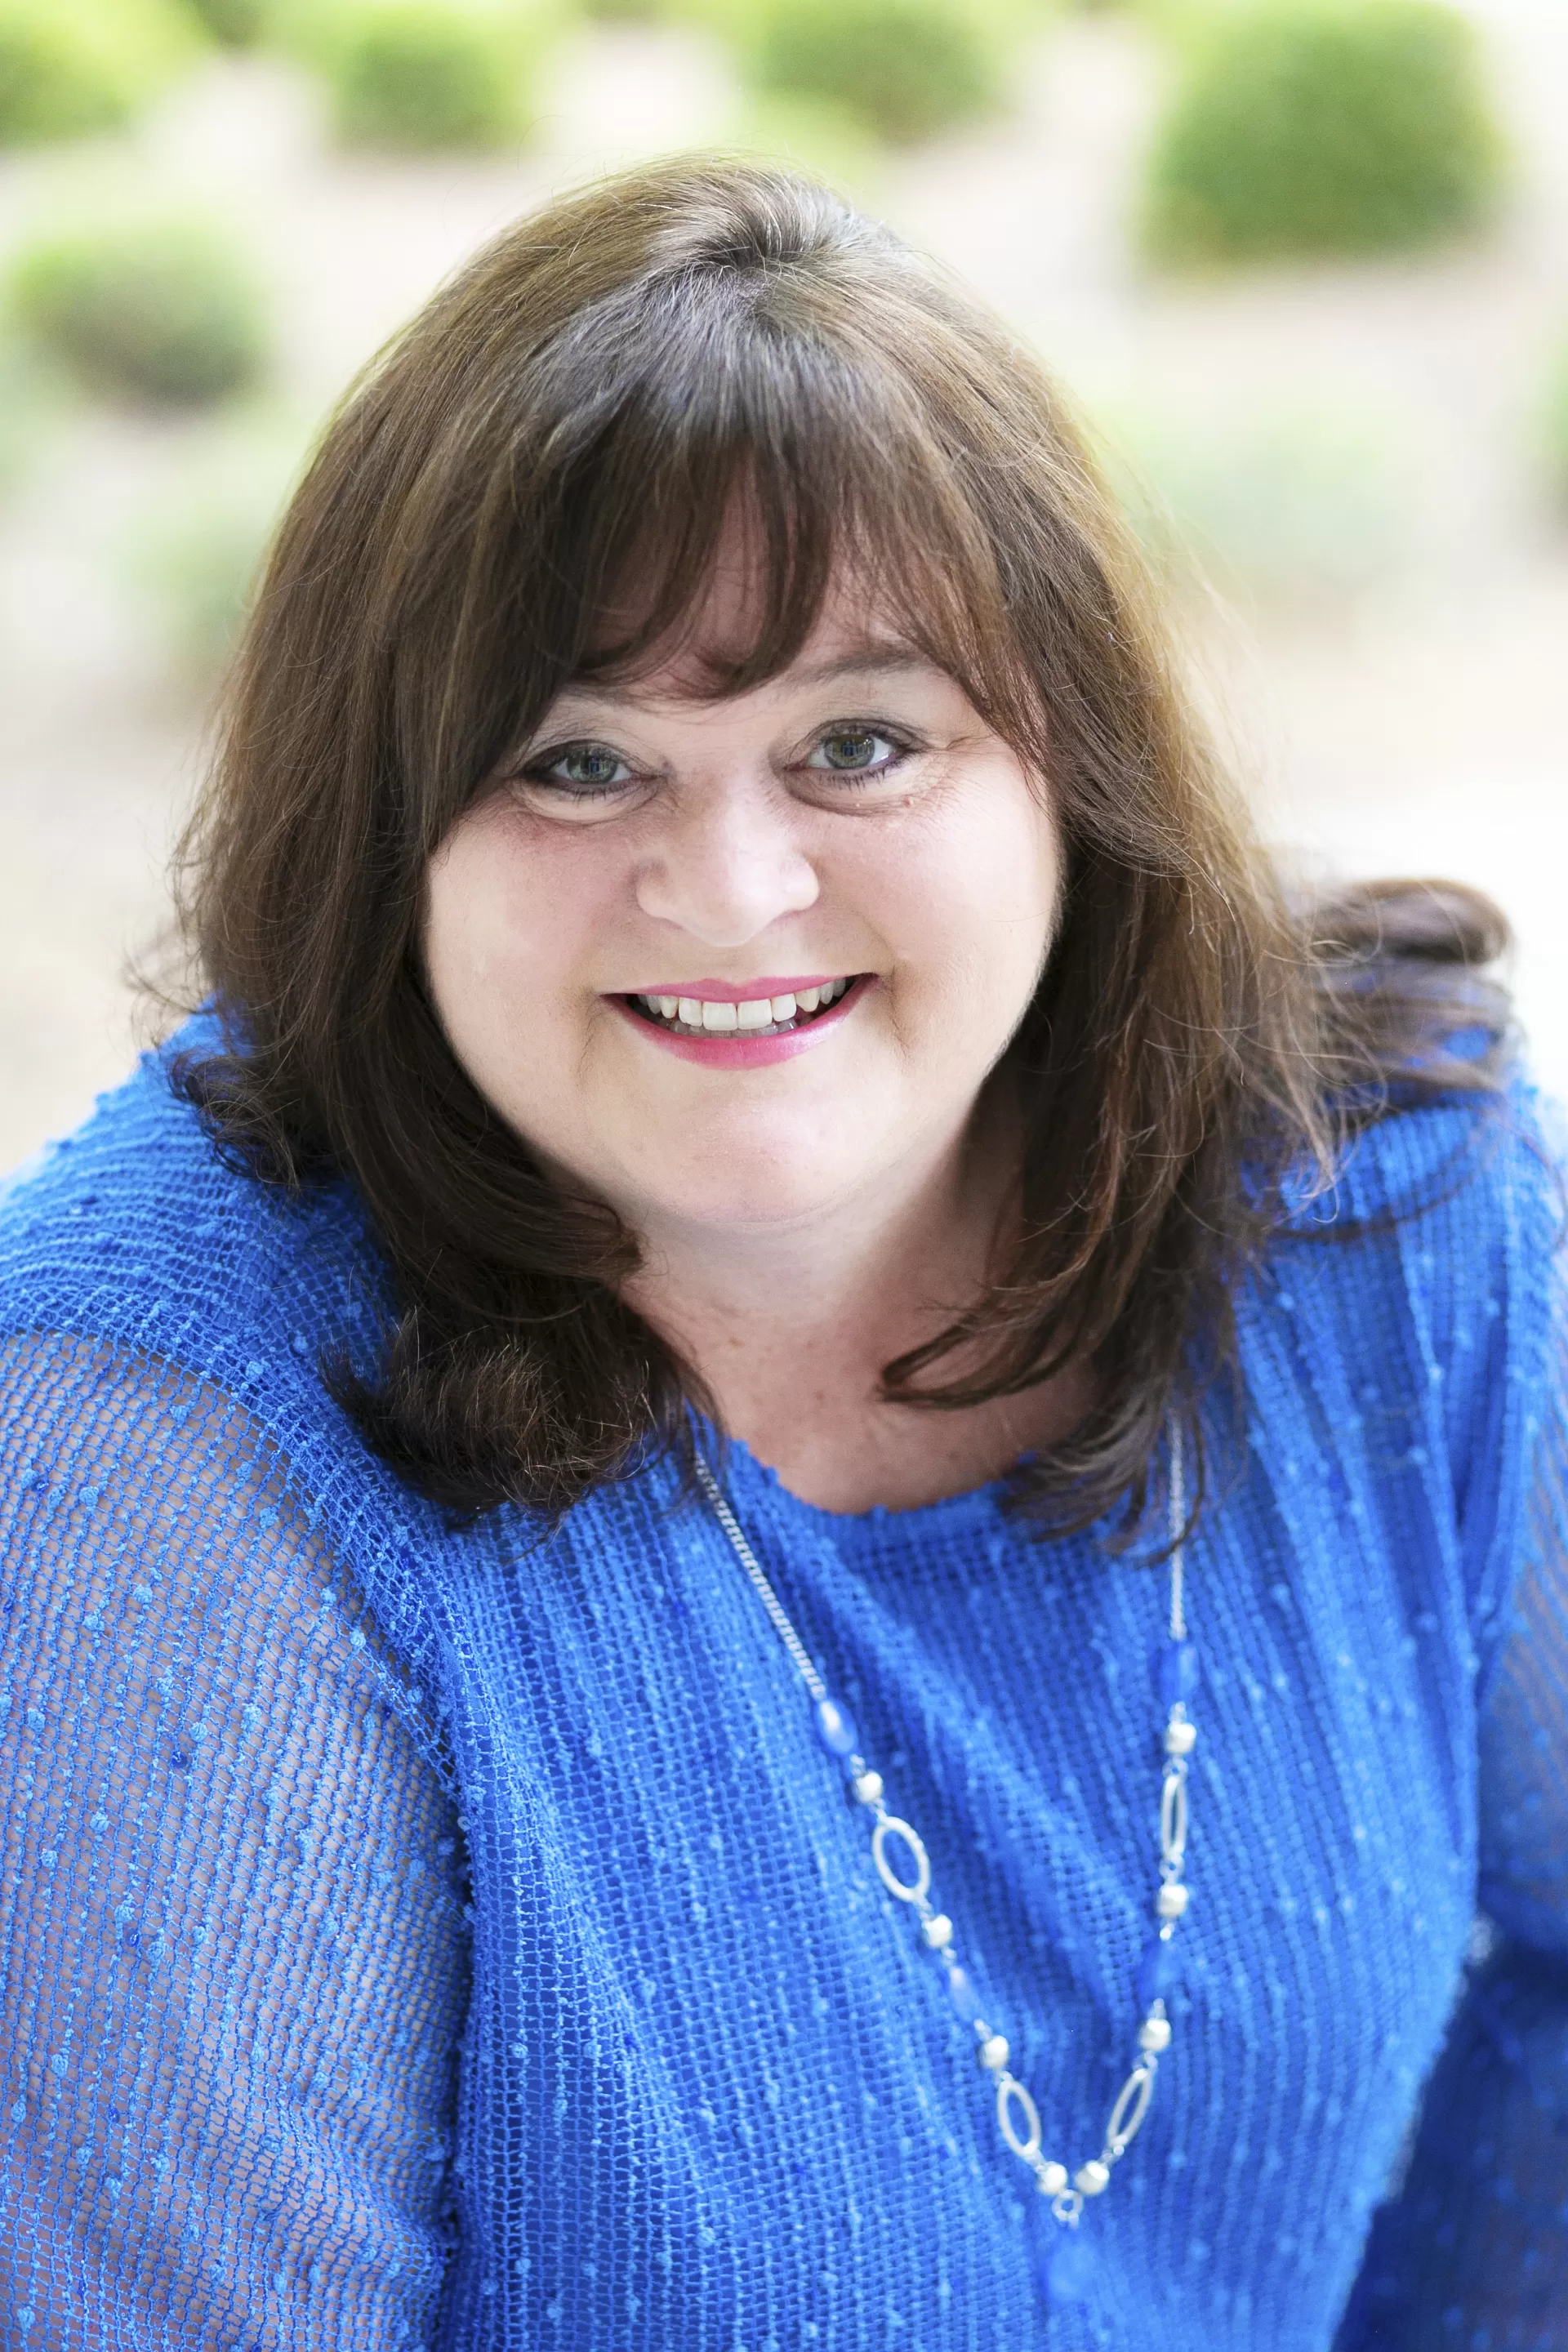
[538,267,1023,728]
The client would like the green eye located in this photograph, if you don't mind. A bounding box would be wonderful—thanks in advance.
[550,745,630,790]
[519,740,636,796]
[811,728,894,773]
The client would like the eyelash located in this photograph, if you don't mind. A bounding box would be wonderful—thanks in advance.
[804,724,915,782]
[518,746,636,800]
[517,723,919,800]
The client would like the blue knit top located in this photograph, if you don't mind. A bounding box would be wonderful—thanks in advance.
[1,1027,1565,2351]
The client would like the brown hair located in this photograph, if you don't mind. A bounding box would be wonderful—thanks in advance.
[173,155,1508,1532]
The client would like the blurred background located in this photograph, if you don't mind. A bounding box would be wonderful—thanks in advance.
[1,0,1565,1169]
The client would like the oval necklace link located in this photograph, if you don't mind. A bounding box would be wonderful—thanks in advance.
[996,2071,1044,2162]
[693,1429,1196,2303]
[871,1814,933,1903]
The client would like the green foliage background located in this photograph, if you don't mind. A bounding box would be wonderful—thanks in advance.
[122,419,313,680]
[7,216,270,408]
[185,0,270,44]
[744,0,1005,144]
[275,0,550,150]
[1541,340,1568,514]
[1142,0,1505,265]
[0,0,197,145]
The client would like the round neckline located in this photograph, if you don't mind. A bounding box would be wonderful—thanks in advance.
[717,1423,1027,1533]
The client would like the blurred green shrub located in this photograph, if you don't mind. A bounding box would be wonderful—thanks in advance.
[1098,394,1417,601]
[7,216,270,409]
[0,0,196,145]
[187,0,269,43]
[1141,0,1504,265]
[746,0,1003,145]
[307,0,540,150]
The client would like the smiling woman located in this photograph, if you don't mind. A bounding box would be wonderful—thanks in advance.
[1,158,1566,2352]
[163,155,1389,1530]
[421,581,1066,1485]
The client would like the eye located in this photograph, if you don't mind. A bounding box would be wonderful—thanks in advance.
[523,741,637,795]
[803,726,906,777]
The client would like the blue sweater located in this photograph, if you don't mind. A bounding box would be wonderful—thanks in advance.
[0,1032,1564,2350]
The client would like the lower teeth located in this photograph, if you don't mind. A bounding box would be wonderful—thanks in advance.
[662,1015,796,1037]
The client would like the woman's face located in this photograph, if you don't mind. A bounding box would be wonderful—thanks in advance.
[423,570,1062,1241]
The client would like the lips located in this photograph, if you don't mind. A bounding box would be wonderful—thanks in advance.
[608,973,871,1067]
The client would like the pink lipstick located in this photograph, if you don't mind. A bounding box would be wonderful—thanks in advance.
[609,973,871,1068]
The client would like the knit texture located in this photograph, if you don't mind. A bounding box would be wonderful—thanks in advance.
[0,1025,1564,2350]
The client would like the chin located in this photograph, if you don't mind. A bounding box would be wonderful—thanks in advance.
[619,1130,872,1235]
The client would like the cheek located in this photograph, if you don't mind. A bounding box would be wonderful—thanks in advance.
[424,813,599,1067]
[883,780,1061,1014]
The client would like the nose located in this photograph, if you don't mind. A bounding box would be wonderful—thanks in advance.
[632,777,819,947]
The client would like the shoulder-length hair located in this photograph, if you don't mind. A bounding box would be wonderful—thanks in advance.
[174,154,1508,1532]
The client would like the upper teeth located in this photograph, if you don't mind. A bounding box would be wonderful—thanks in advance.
[636,979,851,1031]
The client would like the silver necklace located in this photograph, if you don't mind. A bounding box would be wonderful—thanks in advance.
[693,1437,1196,2310]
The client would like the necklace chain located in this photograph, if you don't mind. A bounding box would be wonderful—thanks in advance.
[695,1436,1197,2305]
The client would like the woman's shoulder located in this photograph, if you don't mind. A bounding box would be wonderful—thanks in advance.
[0,1021,461,1715]
[0,1018,429,1535]
[1257,1075,1562,1519]
[1238,1077,1564,1695]
[0,1015,385,1377]
[1276,1072,1562,1268]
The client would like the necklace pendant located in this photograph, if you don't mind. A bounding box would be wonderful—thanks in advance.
[1035,2219,1096,2309]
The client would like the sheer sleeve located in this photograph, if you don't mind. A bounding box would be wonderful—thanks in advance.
[1337,1257,1568,2347]
[0,1334,470,2349]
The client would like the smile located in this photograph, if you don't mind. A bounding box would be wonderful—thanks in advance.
[608,974,871,1067]
[625,978,853,1038]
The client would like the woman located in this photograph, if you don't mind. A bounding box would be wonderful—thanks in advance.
[0,157,1562,2350]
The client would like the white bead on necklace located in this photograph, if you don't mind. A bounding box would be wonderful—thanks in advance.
[695,1433,1197,2312]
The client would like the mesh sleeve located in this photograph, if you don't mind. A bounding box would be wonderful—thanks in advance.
[0,1334,470,2349]
[1337,1271,1568,2350]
